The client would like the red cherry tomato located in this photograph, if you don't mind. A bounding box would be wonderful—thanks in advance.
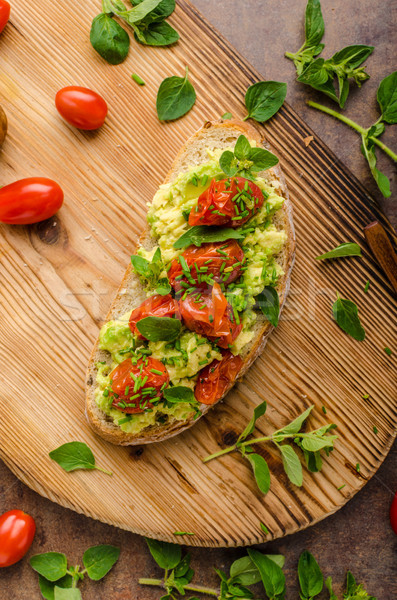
[179,282,242,349]
[0,1,10,35]
[109,357,169,414]
[168,240,245,291]
[390,492,397,535]
[195,350,243,405]
[189,176,264,228]
[129,294,180,340]
[55,86,108,130]
[0,510,36,568]
[0,178,63,225]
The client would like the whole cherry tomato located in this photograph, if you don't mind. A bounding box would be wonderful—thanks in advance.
[189,176,264,228]
[0,1,10,35]
[179,282,242,349]
[0,510,36,568]
[55,86,108,130]
[168,240,245,291]
[109,357,169,413]
[129,294,180,340]
[195,350,243,405]
[390,492,397,535]
[0,178,63,225]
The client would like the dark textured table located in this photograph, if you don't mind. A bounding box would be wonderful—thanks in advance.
[1,1,396,598]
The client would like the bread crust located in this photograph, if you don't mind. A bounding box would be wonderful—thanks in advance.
[86,120,295,445]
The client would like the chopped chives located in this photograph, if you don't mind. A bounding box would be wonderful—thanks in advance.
[131,73,145,86]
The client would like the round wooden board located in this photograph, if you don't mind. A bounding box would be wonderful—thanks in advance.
[0,0,396,547]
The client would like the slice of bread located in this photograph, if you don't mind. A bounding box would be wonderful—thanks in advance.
[86,119,295,445]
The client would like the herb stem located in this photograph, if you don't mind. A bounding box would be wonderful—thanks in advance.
[370,136,397,162]
[138,578,219,597]
[94,465,113,476]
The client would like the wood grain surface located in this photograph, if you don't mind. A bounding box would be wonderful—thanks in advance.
[0,0,396,549]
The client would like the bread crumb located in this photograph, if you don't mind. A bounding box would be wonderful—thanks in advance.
[303,135,314,147]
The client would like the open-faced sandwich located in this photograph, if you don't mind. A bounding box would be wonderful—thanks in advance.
[86,120,295,445]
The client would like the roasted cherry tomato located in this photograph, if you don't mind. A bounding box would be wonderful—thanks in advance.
[0,1,10,35]
[168,240,245,291]
[195,350,243,405]
[109,357,169,414]
[179,282,242,349]
[189,176,264,228]
[129,294,180,340]
[0,510,36,568]
[0,178,63,225]
[55,86,108,130]
[390,491,397,535]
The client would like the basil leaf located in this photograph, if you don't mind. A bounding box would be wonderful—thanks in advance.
[338,76,349,109]
[83,545,120,581]
[245,453,271,494]
[131,255,152,278]
[136,316,181,341]
[316,242,362,260]
[256,286,280,327]
[30,553,68,582]
[156,67,196,121]
[38,575,73,600]
[145,538,181,569]
[132,0,175,23]
[325,576,338,600]
[174,553,191,577]
[377,71,397,124]
[173,225,244,249]
[361,134,391,198]
[332,294,365,341]
[279,444,303,487]
[298,551,323,599]
[54,589,82,600]
[237,400,267,443]
[298,58,330,86]
[116,0,164,25]
[134,20,179,46]
[330,45,374,69]
[229,555,285,586]
[249,147,279,171]
[234,134,252,160]
[245,81,287,123]
[49,442,112,475]
[276,405,314,436]
[219,150,238,177]
[163,386,195,403]
[90,14,130,65]
[304,0,324,47]
[155,277,172,295]
[247,549,286,600]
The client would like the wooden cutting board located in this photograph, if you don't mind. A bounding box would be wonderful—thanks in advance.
[0,0,396,548]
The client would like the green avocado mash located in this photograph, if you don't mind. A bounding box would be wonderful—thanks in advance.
[95,141,287,435]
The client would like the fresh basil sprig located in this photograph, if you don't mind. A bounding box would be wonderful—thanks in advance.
[244,81,287,123]
[256,286,280,327]
[31,546,120,600]
[298,551,323,600]
[219,134,279,180]
[49,441,112,476]
[203,402,338,495]
[173,225,245,249]
[90,13,130,64]
[156,66,196,121]
[332,293,365,341]
[131,0,179,46]
[316,242,361,260]
[131,247,171,295]
[136,316,181,341]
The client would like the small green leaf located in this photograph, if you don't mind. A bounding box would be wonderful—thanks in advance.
[173,531,195,536]
[145,538,181,570]
[247,549,286,600]
[115,0,164,24]
[377,71,397,124]
[245,453,271,494]
[279,444,303,486]
[155,278,172,295]
[332,294,365,341]
[361,134,391,198]
[276,405,314,436]
[38,575,73,600]
[49,442,112,475]
[173,225,244,249]
[90,14,130,65]
[134,20,179,46]
[54,589,82,600]
[298,551,323,599]
[256,286,280,327]
[221,112,233,120]
[237,401,267,442]
[316,242,362,260]
[300,435,334,452]
[248,147,279,171]
[260,523,269,535]
[219,150,238,177]
[304,0,324,47]
[229,554,285,586]
[136,316,181,341]
[82,545,120,581]
[234,135,252,160]
[156,67,196,121]
[30,553,68,582]
[384,346,392,356]
[174,553,191,577]
[330,45,374,69]
[245,81,287,122]
[163,386,196,403]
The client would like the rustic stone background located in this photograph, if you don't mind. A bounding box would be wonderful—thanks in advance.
[1,0,396,598]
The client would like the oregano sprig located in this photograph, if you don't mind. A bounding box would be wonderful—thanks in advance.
[203,402,338,494]
[219,134,279,181]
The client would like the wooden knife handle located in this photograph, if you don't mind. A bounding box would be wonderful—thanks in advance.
[364,221,397,294]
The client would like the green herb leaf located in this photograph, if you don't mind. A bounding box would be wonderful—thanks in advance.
[133,0,176,23]
[136,316,181,341]
[82,545,120,581]
[174,553,191,577]
[260,523,269,535]
[237,400,267,443]
[245,453,271,494]
[234,134,252,160]
[163,386,195,403]
[361,134,391,198]
[90,14,130,65]
[247,549,286,600]
[304,0,324,47]
[384,346,392,356]
[221,112,233,120]
[298,551,323,599]
[275,405,314,436]
[156,67,196,121]
[38,575,73,600]
[245,81,287,122]
[332,293,365,341]
[115,0,164,25]
[134,20,179,46]
[279,444,303,486]
[256,286,280,327]
[54,589,82,600]
[229,554,285,586]
[173,225,245,249]
[30,553,68,582]
[49,442,112,475]
[377,71,397,124]
[145,538,181,570]
[325,576,338,600]
[248,147,279,171]
[173,531,195,536]
[330,45,374,69]
[219,150,238,177]
[155,278,172,295]
[343,571,376,600]
[316,242,362,260]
